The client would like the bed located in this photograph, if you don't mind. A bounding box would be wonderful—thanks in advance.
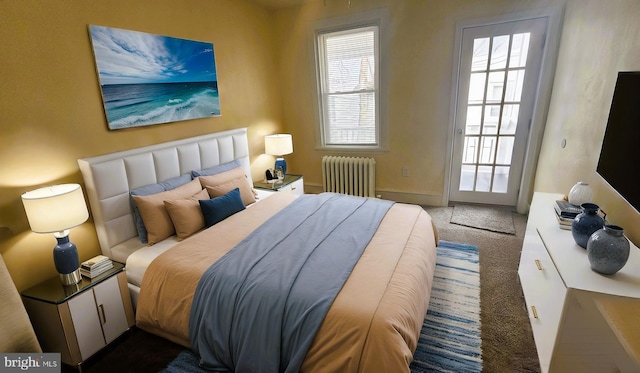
[78,128,438,372]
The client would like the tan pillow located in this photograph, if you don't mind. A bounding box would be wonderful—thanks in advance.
[164,189,209,241]
[199,167,256,206]
[132,179,202,244]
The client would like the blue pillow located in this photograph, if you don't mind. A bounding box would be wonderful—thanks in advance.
[191,160,241,178]
[199,188,246,228]
[159,173,192,190]
[130,173,193,243]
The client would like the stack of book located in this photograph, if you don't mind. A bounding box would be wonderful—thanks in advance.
[80,255,113,278]
[554,200,582,230]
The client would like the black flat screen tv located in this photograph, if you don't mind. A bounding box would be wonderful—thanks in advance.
[596,71,640,213]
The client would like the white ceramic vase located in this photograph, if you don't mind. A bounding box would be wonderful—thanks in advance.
[568,182,593,206]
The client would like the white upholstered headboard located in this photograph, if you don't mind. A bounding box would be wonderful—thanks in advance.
[78,128,253,262]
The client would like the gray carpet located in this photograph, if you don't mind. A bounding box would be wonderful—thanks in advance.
[450,204,516,235]
[423,204,539,373]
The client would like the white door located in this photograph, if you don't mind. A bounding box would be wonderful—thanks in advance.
[449,17,547,205]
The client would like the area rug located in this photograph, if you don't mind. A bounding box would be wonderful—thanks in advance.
[410,240,482,372]
[451,204,516,235]
[162,240,482,373]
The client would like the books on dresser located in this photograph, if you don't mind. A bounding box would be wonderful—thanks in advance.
[555,213,574,230]
[554,200,581,230]
[554,200,582,218]
[553,200,608,230]
[81,255,113,278]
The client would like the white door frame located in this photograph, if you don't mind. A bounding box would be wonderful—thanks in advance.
[442,6,564,213]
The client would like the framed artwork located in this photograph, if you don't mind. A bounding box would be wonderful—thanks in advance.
[89,25,221,130]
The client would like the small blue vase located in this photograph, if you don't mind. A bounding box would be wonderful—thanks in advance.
[587,225,630,275]
[571,203,604,248]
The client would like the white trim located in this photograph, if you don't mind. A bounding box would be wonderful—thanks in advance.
[303,182,442,206]
[313,8,389,151]
[516,6,565,214]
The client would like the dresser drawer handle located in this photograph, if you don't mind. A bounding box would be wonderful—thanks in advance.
[291,186,296,190]
[534,259,542,270]
[531,306,538,319]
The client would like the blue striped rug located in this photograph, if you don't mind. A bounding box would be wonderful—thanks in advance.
[163,240,481,373]
[410,240,482,372]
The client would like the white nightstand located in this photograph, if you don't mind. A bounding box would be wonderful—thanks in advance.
[21,262,134,369]
[253,174,304,199]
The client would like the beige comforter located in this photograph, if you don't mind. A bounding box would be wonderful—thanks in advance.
[136,193,437,372]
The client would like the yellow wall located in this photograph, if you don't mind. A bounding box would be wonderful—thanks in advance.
[274,0,640,244]
[2,0,640,290]
[0,0,284,291]
[272,0,560,204]
[535,0,640,245]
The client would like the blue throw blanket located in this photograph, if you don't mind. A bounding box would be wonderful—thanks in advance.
[189,193,393,373]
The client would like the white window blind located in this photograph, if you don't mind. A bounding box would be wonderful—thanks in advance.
[318,26,379,146]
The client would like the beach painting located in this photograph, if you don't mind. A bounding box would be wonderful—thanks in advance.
[89,25,220,130]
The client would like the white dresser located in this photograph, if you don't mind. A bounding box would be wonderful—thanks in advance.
[519,192,640,373]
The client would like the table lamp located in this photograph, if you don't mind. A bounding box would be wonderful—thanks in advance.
[265,134,293,175]
[21,184,89,285]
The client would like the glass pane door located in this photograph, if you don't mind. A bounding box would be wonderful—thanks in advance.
[450,18,547,205]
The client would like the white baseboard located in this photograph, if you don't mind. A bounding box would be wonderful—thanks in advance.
[303,183,445,207]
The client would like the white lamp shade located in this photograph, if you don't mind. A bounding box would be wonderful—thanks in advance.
[265,134,293,156]
[21,184,89,234]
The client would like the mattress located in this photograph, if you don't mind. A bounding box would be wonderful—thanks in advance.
[125,238,176,288]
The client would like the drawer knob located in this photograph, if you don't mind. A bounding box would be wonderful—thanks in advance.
[534,259,542,270]
[531,306,538,319]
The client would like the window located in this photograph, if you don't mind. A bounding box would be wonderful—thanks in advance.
[316,23,382,148]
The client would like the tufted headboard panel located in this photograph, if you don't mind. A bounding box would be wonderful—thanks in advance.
[78,128,252,262]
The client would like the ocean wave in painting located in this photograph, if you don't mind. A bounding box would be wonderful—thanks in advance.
[101,82,220,129]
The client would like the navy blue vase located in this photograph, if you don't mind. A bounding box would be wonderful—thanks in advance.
[572,203,605,248]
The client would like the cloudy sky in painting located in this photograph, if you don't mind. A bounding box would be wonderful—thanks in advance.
[89,25,217,85]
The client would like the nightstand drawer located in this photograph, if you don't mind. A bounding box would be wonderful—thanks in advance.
[22,263,134,367]
[67,274,130,360]
[254,175,304,197]
[278,178,304,195]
